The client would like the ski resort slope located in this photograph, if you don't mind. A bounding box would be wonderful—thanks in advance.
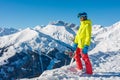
[35,21,120,80]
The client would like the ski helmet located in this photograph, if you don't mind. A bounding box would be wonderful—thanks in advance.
[77,12,87,18]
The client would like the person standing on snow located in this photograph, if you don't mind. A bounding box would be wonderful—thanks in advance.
[72,12,93,74]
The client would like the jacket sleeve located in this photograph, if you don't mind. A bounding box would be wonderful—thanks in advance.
[74,35,78,44]
[74,26,81,44]
[85,24,92,46]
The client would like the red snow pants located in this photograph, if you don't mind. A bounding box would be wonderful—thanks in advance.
[74,48,93,74]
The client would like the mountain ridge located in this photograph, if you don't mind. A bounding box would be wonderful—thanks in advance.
[0,21,120,80]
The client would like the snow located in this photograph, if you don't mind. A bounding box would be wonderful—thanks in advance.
[0,20,120,80]
[34,24,75,45]
[0,28,38,47]
[37,48,120,80]
[0,28,39,65]
[0,46,16,65]
[0,27,18,36]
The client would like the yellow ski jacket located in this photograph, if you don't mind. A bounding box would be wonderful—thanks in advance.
[74,19,92,49]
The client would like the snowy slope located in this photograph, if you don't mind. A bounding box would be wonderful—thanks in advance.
[91,21,120,53]
[37,25,75,44]
[0,27,18,36]
[35,21,120,80]
[0,28,39,65]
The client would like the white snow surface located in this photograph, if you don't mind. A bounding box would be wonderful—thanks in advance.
[1,21,120,80]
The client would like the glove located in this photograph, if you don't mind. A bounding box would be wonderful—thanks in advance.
[82,45,89,54]
[72,43,78,51]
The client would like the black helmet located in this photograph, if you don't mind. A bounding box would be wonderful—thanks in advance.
[77,12,87,18]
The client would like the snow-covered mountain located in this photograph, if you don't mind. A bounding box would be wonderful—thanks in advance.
[34,20,78,43]
[0,27,19,36]
[0,21,120,80]
[0,21,76,79]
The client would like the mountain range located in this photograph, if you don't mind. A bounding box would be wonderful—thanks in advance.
[0,21,120,80]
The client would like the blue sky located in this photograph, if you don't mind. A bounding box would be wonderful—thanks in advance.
[0,0,120,29]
